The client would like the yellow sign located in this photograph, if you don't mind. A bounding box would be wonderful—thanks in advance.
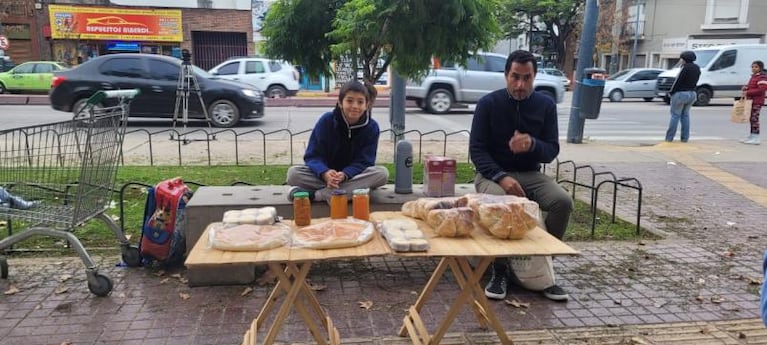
[48,5,183,42]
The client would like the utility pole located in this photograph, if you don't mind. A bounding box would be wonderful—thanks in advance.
[566,0,598,144]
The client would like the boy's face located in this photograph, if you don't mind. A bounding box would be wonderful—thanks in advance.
[340,91,368,124]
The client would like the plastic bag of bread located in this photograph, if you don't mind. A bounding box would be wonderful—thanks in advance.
[426,207,474,237]
[477,202,539,240]
[291,218,374,249]
[209,222,291,251]
[402,197,463,220]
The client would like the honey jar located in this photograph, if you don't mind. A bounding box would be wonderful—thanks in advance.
[330,189,348,219]
[352,188,370,221]
[293,191,311,226]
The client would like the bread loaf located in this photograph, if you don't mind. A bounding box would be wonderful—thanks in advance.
[427,207,474,237]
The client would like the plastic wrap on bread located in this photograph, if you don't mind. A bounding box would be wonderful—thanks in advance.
[426,207,474,237]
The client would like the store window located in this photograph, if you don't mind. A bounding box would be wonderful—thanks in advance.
[703,0,749,29]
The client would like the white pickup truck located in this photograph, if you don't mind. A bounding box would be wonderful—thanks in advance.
[406,52,566,114]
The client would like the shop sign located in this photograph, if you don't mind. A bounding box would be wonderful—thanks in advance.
[48,5,183,42]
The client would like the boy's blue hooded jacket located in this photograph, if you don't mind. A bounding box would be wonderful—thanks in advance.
[304,106,380,179]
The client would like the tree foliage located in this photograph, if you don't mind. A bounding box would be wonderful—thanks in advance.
[261,0,501,84]
[498,0,583,68]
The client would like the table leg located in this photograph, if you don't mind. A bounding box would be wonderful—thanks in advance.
[400,256,513,345]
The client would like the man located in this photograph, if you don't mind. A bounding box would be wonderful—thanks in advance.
[664,51,701,142]
[469,50,573,302]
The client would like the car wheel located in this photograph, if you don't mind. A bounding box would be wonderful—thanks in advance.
[609,90,623,102]
[208,99,240,128]
[265,85,288,98]
[694,88,712,106]
[643,97,654,102]
[0,83,5,94]
[426,88,453,114]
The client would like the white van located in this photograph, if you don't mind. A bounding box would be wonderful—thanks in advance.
[655,44,767,106]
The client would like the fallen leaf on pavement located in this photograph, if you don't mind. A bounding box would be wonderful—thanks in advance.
[725,221,736,227]
[359,301,373,310]
[711,296,725,304]
[653,300,667,308]
[629,337,649,345]
[179,292,191,300]
[722,251,735,257]
[637,240,646,246]
[154,270,166,277]
[700,326,711,334]
[4,285,19,295]
[58,274,73,282]
[241,287,253,296]
[308,283,326,291]
[54,286,69,294]
[745,277,762,285]
[171,273,183,279]
[117,293,126,298]
[504,298,530,308]
[61,342,72,345]
[160,278,170,284]
[695,295,704,302]
[738,332,747,339]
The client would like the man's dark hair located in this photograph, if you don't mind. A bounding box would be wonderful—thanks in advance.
[504,50,537,75]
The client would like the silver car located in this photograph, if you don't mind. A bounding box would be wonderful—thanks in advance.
[603,68,665,102]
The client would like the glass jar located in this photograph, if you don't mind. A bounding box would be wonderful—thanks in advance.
[352,188,370,221]
[329,189,348,219]
[293,191,312,226]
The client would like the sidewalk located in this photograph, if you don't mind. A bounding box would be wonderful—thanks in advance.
[1,139,767,344]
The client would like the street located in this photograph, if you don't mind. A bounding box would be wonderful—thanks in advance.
[0,93,746,144]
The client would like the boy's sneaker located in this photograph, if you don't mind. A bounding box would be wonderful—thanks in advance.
[485,263,508,300]
[542,284,569,301]
[287,186,314,202]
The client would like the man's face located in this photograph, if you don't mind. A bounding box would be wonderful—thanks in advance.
[505,61,535,100]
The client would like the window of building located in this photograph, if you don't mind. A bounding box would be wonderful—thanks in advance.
[702,0,749,29]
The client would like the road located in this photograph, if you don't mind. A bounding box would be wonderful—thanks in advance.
[0,93,746,144]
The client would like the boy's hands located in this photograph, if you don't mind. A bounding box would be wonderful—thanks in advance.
[322,169,345,189]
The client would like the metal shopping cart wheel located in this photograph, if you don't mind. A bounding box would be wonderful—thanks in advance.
[87,271,113,297]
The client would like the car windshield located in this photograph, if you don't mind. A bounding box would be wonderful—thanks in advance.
[607,69,632,81]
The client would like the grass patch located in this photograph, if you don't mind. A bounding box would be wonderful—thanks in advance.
[0,163,650,255]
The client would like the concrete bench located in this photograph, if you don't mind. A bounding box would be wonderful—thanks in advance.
[184,183,476,286]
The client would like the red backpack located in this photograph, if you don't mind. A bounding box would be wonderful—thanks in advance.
[139,178,193,266]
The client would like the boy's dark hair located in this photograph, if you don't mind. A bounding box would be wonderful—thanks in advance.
[753,60,765,71]
[504,50,537,75]
[338,80,370,103]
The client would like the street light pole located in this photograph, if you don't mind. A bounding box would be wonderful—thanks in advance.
[565,0,599,144]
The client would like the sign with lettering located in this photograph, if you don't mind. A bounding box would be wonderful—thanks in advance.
[0,36,9,50]
[48,5,183,42]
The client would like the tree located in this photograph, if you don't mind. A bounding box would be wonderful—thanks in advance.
[261,0,501,85]
[498,0,583,69]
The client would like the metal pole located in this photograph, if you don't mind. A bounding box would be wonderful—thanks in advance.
[630,1,641,68]
[389,70,405,142]
[566,0,598,144]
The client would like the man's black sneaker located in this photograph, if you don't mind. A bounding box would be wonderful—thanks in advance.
[542,284,569,301]
[485,263,508,300]
[287,186,314,202]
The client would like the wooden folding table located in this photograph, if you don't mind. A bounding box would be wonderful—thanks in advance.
[369,212,579,345]
[185,220,391,345]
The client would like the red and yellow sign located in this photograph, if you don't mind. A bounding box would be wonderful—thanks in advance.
[48,5,183,42]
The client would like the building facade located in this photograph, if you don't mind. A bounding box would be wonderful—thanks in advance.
[1,0,251,70]
[603,0,767,72]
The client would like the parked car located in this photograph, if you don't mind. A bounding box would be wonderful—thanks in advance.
[49,54,264,128]
[603,68,665,102]
[208,57,300,98]
[406,52,565,114]
[0,61,68,94]
[540,68,571,90]
[656,44,767,106]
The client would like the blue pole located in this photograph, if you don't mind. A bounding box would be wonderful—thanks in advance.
[566,0,599,144]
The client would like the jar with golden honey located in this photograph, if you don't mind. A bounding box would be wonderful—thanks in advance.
[352,188,370,221]
[329,189,348,219]
[293,191,311,226]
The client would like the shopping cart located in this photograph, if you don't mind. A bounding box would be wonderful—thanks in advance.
[0,89,142,296]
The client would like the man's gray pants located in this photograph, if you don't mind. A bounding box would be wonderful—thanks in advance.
[287,165,389,201]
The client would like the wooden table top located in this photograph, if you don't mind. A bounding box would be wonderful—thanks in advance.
[185,212,578,267]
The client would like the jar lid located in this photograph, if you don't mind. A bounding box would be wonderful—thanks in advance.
[353,188,370,195]
[332,189,346,195]
[294,191,310,198]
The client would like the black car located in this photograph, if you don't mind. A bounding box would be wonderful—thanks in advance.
[49,54,264,127]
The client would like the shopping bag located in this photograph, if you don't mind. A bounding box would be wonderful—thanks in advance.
[731,98,752,124]
[508,255,556,291]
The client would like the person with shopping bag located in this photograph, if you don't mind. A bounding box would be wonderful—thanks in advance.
[740,61,767,145]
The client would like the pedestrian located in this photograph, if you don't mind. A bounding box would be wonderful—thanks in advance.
[739,60,767,145]
[665,51,701,143]
[469,50,573,302]
[286,80,389,202]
